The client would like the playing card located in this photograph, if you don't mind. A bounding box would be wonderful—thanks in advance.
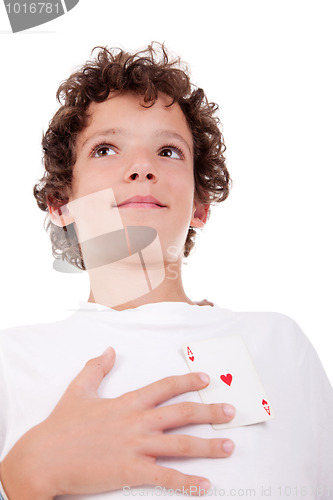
[183,335,275,429]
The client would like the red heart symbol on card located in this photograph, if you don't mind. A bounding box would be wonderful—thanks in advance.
[189,356,194,362]
[262,399,271,415]
[220,373,232,386]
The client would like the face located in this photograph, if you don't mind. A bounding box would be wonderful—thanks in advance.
[66,92,208,262]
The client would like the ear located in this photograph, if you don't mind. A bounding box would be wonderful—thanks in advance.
[190,200,210,229]
[48,203,75,228]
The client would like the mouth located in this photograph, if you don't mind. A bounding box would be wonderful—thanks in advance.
[117,202,165,209]
[116,195,167,209]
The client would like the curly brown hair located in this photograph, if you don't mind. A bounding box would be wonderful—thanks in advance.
[33,42,231,270]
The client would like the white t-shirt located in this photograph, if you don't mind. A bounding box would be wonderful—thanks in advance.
[0,301,332,499]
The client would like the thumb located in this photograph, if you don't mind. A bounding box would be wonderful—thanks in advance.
[70,346,116,398]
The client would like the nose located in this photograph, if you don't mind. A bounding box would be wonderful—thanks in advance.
[124,148,158,183]
[129,171,156,181]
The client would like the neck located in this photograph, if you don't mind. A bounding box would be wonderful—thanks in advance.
[87,256,194,311]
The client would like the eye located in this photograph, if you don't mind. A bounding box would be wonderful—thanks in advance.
[90,144,117,158]
[159,145,184,160]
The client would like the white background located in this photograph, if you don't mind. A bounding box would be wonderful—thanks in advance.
[0,1,332,384]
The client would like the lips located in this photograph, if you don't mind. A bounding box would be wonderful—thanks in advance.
[117,195,166,208]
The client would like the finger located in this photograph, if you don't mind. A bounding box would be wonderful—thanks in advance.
[68,347,116,398]
[123,372,211,409]
[138,463,211,496]
[143,434,235,458]
[147,402,235,430]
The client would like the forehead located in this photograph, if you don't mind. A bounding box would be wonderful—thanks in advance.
[78,92,193,151]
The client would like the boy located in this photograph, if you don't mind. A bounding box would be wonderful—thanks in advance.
[0,43,332,500]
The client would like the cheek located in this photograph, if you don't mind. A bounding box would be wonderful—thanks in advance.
[71,167,115,199]
[71,166,86,197]
[170,173,195,208]
[169,165,194,192]
[168,188,195,233]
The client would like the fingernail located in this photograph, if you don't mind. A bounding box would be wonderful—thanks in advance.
[199,479,211,491]
[199,373,210,384]
[103,346,112,355]
[222,439,234,454]
[223,404,235,418]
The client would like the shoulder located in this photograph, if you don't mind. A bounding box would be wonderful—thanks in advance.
[215,305,307,339]
[212,305,311,359]
[239,309,306,338]
[0,312,80,352]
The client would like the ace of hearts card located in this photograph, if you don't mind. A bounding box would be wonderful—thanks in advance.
[183,335,275,430]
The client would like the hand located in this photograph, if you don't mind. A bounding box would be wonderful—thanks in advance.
[0,347,235,499]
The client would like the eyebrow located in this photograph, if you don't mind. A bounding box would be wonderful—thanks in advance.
[81,128,128,150]
[81,128,192,155]
[154,129,192,154]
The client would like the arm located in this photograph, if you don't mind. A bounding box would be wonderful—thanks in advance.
[0,347,235,499]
